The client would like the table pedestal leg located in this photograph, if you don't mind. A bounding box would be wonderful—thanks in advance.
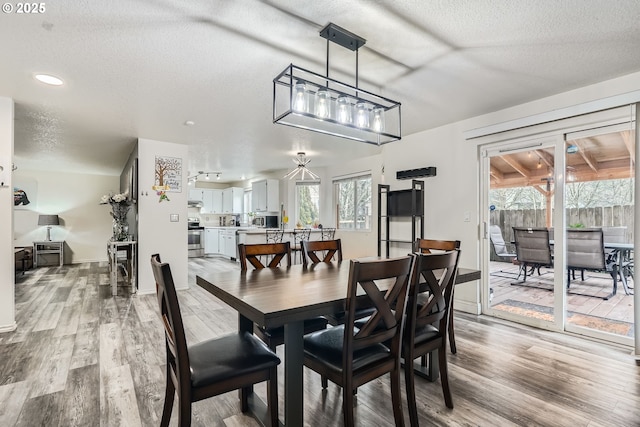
[284,321,304,426]
[406,350,439,382]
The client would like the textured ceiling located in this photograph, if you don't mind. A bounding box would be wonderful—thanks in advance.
[2,0,640,180]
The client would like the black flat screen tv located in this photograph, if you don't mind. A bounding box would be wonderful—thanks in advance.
[387,189,423,216]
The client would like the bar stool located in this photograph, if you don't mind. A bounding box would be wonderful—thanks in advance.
[291,228,311,264]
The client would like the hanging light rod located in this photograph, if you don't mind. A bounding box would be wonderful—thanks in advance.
[273,23,401,146]
[188,171,222,183]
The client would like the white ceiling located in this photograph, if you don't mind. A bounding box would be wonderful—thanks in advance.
[3,0,640,181]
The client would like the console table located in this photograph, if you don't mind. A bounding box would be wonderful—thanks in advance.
[33,241,64,267]
[107,240,137,296]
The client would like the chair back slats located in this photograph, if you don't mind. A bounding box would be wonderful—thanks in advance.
[413,253,459,328]
[265,229,284,243]
[301,239,343,265]
[238,242,291,271]
[344,256,414,356]
[321,227,336,240]
[414,238,461,254]
[150,254,191,393]
[405,250,460,345]
[567,228,606,270]
[293,228,311,245]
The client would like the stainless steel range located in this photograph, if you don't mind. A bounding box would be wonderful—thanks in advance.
[187,217,204,257]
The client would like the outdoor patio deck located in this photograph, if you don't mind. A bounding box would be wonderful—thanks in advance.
[489,261,635,337]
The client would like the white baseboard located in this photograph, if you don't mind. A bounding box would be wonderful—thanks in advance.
[0,322,17,333]
[454,300,481,315]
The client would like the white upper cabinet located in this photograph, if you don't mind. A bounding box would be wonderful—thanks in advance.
[222,187,244,214]
[188,189,204,202]
[251,179,279,212]
[201,189,223,214]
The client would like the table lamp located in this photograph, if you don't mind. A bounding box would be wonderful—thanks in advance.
[38,214,60,241]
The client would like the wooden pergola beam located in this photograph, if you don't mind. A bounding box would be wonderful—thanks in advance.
[535,149,554,169]
[490,165,504,182]
[500,154,530,178]
[572,139,599,173]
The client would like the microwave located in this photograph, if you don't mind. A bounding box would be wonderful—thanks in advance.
[253,215,278,228]
[264,215,278,228]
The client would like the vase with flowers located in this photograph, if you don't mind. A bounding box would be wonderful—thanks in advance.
[100,191,132,241]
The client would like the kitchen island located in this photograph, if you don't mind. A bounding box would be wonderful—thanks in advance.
[203,226,250,260]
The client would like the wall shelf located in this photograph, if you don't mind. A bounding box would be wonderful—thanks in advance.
[377,180,424,257]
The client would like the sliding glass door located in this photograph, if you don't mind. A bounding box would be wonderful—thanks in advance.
[480,105,635,346]
[482,136,563,331]
[563,122,635,344]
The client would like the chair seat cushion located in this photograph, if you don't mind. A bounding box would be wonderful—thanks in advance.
[257,316,329,340]
[324,307,376,325]
[413,324,440,345]
[303,325,390,373]
[189,332,280,388]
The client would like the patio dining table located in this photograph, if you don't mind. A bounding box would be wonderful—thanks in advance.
[196,259,480,427]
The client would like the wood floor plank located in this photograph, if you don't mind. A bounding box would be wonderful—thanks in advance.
[0,381,30,426]
[28,334,75,398]
[53,302,82,337]
[59,365,100,427]
[100,364,142,427]
[99,323,128,373]
[69,320,99,370]
[14,390,64,427]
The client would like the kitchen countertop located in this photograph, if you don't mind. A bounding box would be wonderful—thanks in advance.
[238,228,325,235]
[203,226,250,231]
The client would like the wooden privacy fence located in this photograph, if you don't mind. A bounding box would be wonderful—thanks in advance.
[489,205,634,260]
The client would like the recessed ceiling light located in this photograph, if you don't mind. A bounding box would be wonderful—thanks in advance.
[184,120,195,126]
[34,74,64,86]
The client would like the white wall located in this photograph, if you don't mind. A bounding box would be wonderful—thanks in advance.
[13,170,120,262]
[137,138,188,294]
[0,97,15,332]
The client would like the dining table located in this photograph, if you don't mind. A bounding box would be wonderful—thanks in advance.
[196,260,481,427]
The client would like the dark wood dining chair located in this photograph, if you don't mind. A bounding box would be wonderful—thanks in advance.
[238,242,291,270]
[150,254,280,427]
[403,250,460,426]
[237,242,328,349]
[303,255,414,427]
[413,238,461,354]
[301,239,373,327]
[301,238,343,265]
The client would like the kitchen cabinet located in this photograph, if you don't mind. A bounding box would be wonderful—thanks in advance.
[222,187,243,214]
[201,189,223,214]
[219,229,237,259]
[204,228,219,254]
[188,189,204,202]
[252,179,279,212]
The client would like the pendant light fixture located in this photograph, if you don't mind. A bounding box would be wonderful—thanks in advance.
[283,152,319,181]
[273,23,401,145]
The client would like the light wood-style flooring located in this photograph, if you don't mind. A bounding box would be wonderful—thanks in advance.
[2,257,639,426]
